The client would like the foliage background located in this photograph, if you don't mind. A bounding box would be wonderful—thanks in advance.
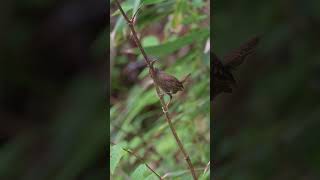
[213,0,320,179]
[0,0,107,179]
[110,0,210,179]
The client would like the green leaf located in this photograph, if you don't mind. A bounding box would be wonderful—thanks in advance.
[145,173,160,180]
[112,0,141,17]
[192,0,205,8]
[142,36,160,47]
[138,67,149,79]
[199,169,210,180]
[112,0,141,36]
[111,2,133,16]
[110,144,126,174]
[124,89,158,125]
[135,28,209,57]
[131,164,150,180]
[142,0,167,5]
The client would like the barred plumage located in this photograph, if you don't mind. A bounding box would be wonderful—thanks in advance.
[149,60,190,108]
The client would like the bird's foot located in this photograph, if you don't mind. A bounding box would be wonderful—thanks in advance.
[158,91,164,98]
[162,107,168,113]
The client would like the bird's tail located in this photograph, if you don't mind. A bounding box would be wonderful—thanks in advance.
[180,73,191,84]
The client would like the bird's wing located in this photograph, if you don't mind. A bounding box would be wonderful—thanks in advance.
[223,35,260,69]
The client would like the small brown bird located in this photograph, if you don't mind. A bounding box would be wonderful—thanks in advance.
[149,60,190,108]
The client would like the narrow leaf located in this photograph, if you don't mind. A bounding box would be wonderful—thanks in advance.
[136,28,209,57]
[131,164,150,180]
[110,144,126,174]
[142,0,167,5]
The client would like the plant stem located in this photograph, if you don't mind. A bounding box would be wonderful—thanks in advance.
[111,142,162,179]
[113,1,198,179]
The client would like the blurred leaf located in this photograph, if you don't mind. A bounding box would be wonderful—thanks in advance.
[124,88,158,125]
[199,169,210,180]
[112,2,133,16]
[136,28,209,57]
[162,169,195,179]
[116,56,128,65]
[182,14,207,25]
[192,0,205,8]
[110,144,126,174]
[112,0,141,17]
[142,36,160,47]
[142,0,167,5]
[130,164,150,180]
[55,120,106,180]
[113,0,142,38]
[113,15,126,38]
[138,67,149,79]
[155,134,175,154]
[145,173,160,180]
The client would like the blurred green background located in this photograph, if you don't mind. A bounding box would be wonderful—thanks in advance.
[0,0,107,179]
[213,0,320,179]
[110,0,210,179]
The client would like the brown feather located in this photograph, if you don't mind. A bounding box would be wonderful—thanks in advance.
[153,68,184,94]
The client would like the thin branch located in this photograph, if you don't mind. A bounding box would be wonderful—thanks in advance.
[132,2,144,24]
[111,142,163,179]
[114,0,150,66]
[114,1,198,179]
[203,161,210,175]
[111,124,162,159]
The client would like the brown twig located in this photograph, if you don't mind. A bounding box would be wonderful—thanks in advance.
[111,142,162,179]
[111,124,163,160]
[113,0,198,179]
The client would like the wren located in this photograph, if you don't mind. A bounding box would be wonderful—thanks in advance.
[149,59,190,109]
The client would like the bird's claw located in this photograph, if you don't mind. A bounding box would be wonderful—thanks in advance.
[162,107,168,113]
[128,19,134,26]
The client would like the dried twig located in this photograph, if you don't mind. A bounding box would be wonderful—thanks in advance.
[203,161,210,175]
[113,0,198,179]
[111,142,162,179]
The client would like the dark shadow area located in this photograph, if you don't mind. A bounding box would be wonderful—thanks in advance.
[212,0,320,179]
[0,0,108,179]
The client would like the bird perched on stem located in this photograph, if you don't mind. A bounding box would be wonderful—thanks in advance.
[149,59,190,109]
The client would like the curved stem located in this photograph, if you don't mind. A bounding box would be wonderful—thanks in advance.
[111,142,162,179]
